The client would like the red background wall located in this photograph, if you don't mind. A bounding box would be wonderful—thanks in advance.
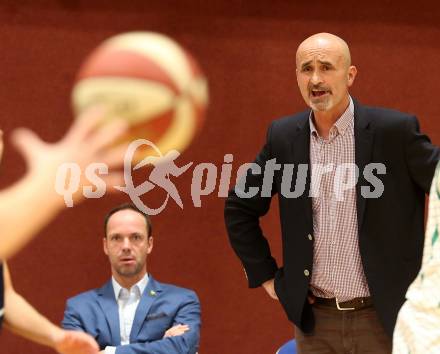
[0,1,439,353]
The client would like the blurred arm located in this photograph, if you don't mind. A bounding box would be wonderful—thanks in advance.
[3,262,99,354]
[0,107,127,259]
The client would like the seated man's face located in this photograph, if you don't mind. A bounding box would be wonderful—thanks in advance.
[104,209,153,278]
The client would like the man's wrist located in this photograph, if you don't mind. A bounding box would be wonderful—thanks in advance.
[49,326,65,349]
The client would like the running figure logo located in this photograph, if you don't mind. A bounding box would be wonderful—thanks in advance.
[116,139,193,215]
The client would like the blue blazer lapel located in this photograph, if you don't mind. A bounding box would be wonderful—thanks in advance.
[96,280,121,345]
[130,276,162,341]
[353,99,374,231]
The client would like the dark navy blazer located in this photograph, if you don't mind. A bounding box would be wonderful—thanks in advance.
[225,99,440,336]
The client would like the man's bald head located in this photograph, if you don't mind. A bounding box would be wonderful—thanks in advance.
[295,33,357,116]
[296,33,352,68]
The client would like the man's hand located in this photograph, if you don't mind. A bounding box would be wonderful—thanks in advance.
[163,324,190,338]
[11,106,128,207]
[262,279,315,303]
[262,279,278,300]
[0,107,130,260]
[53,329,99,354]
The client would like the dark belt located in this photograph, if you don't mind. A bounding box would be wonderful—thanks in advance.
[314,296,373,311]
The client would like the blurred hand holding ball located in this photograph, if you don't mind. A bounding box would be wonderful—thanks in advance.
[72,32,208,162]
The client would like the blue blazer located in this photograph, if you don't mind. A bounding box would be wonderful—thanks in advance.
[62,276,200,354]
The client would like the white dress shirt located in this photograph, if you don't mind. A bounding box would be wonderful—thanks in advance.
[105,274,149,354]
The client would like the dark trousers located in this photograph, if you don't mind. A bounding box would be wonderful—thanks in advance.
[295,303,392,354]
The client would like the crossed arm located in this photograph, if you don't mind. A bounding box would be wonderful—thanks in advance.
[111,294,200,354]
[63,292,201,354]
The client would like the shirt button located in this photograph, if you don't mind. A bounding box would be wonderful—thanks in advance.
[308,234,313,241]
[304,269,310,277]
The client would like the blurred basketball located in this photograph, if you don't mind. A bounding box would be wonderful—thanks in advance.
[71,31,208,162]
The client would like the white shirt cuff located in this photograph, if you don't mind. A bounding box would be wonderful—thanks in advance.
[105,346,117,354]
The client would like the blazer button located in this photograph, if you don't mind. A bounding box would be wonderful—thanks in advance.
[308,234,313,240]
[304,269,310,277]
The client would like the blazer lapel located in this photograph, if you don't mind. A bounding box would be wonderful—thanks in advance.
[290,113,312,227]
[96,280,121,344]
[130,275,163,341]
[353,100,374,231]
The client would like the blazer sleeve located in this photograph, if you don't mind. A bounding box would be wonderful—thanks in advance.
[224,122,279,288]
[115,291,201,354]
[405,115,440,193]
[61,298,86,331]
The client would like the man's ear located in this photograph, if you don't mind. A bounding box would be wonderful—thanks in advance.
[103,237,109,255]
[147,236,153,254]
[347,65,357,87]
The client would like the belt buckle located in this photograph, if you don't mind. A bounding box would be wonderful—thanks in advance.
[336,298,355,311]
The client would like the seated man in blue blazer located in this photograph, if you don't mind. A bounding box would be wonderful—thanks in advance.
[62,203,201,354]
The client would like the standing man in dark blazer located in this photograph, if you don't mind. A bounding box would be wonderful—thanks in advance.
[224,33,439,353]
